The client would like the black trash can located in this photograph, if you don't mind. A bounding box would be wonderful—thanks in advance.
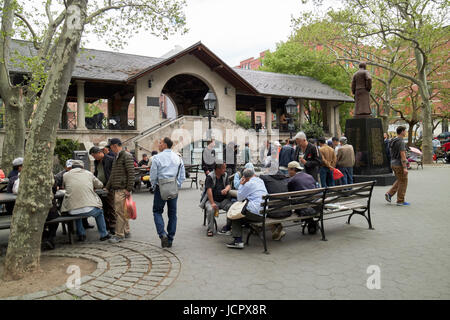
[72,151,90,171]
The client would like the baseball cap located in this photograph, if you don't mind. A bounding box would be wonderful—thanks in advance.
[109,138,122,146]
[65,159,74,168]
[12,157,24,166]
[288,161,304,170]
[98,141,108,148]
[71,160,85,168]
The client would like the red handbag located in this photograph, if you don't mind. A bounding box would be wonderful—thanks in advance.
[124,195,137,220]
[332,168,344,180]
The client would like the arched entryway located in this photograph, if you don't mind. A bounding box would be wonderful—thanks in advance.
[160,74,215,117]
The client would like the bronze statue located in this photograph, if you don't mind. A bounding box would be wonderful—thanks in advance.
[351,62,372,117]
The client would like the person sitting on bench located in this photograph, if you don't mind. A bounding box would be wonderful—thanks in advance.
[202,161,233,237]
[60,160,111,242]
[226,168,268,249]
[260,169,291,241]
[287,161,319,234]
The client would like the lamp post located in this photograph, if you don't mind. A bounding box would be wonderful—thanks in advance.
[285,97,297,138]
[203,91,217,140]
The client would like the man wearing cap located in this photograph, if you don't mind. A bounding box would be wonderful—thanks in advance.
[89,146,116,234]
[336,137,355,185]
[287,161,319,234]
[54,159,73,189]
[99,141,116,158]
[105,138,135,243]
[317,137,337,188]
[287,161,317,191]
[61,160,111,242]
[7,157,23,193]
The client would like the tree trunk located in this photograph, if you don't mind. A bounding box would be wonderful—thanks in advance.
[1,94,25,175]
[407,122,414,147]
[3,0,87,280]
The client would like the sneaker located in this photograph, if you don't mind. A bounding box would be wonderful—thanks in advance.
[272,225,283,240]
[108,236,123,243]
[226,241,244,249]
[385,193,392,203]
[396,202,411,206]
[125,232,131,238]
[161,235,169,248]
[218,228,232,236]
[100,234,112,241]
[273,230,286,241]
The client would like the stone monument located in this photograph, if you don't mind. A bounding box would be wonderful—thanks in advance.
[345,62,395,186]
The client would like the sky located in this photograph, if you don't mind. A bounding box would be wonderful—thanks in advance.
[85,0,338,67]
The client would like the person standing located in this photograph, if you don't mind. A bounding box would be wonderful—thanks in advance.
[202,140,216,175]
[293,131,321,182]
[336,137,355,185]
[318,137,336,188]
[89,146,116,234]
[150,137,185,248]
[278,139,295,174]
[432,137,441,155]
[385,126,410,206]
[243,142,251,165]
[106,138,135,243]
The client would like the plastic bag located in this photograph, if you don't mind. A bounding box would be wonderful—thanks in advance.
[332,168,344,180]
[124,195,137,220]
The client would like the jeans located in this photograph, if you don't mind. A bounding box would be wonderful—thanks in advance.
[75,207,108,238]
[319,167,334,188]
[153,186,178,243]
[338,167,353,185]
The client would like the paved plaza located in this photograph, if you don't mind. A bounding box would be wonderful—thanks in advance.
[1,165,449,300]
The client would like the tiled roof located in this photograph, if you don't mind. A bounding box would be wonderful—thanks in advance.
[234,68,354,102]
[9,40,354,102]
[9,39,163,82]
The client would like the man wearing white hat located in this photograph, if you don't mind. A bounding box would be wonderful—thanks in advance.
[5,157,24,214]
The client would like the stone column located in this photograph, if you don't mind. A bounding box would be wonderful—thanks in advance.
[76,80,86,130]
[250,107,256,128]
[276,106,281,129]
[328,102,336,137]
[297,98,306,128]
[60,102,68,129]
[265,97,272,135]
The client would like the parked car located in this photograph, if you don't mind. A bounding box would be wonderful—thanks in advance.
[437,132,450,144]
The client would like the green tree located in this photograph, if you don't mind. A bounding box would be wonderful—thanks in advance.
[295,0,449,163]
[0,0,187,280]
[236,111,251,129]
[260,40,354,132]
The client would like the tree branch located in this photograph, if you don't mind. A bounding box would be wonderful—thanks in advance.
[45,0,54,25]
[14,13,40,50]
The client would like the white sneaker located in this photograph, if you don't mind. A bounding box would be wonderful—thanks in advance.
[226,241,244,249]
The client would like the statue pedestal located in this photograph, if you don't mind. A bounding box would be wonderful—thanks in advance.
[345,118,395,186]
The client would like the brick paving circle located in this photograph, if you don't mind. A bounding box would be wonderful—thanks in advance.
[4,240,181,300]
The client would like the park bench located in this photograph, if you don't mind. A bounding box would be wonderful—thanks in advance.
[245,181,375,253]
[0,214,80,244]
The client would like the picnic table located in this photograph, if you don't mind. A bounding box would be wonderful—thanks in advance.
[0,189,108,244]
[0,178,9,192]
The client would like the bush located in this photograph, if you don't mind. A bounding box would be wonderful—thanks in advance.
[54,138,80,169]
[300,123,324,139]
[236,111,251,129]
